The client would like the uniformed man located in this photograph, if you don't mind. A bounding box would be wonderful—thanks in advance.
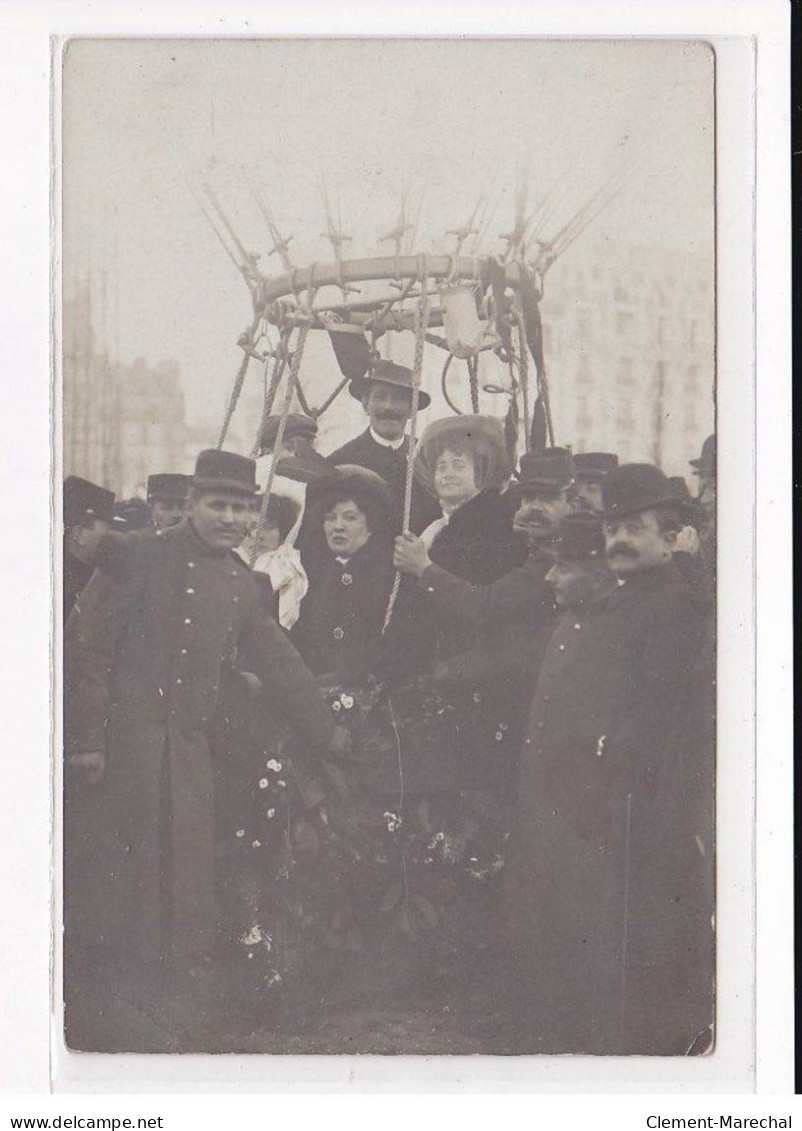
[64,449,348,1049]
[571,451,619,514]
[505,465,708,1056]
[326,359,440,534]
[392,448,573,631]
[147,473,193,531]
[63,476,116,621]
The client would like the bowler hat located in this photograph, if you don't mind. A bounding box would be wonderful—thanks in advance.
[192,450,257,497]
[258,413,318,456]
[517,447,575,493]
[601,463,685,521]
[348,359,431,410]
[689,434,716,475]
[147,473,193,503]
[542,514,606,561]
[274,450,334,484]
[574,452,619,481]
[64,476,116,526]
[311,464,395,534]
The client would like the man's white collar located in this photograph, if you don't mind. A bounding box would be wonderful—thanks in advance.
[369,426,405,451]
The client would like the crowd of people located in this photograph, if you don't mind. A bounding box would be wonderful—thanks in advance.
[62,358,716,1056]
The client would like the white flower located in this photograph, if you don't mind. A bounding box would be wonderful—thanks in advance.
[332,701,341,712]
[277,779,286,788]
[266,759,282,772]
[235,829,245,838]
[267,808,276,818]
[252,840,261,849]
[340,694,354,709]
[495,731,503,741]
[240,925,263,946]
[258,778,269,789]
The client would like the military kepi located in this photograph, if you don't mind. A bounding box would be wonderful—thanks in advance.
[192,450,257,496]
[573,452,619,481]
[542,514,606,560]
[147,473,193,503]
[517,447,575,492]
[64,475,116,526]
[602,463,685,520]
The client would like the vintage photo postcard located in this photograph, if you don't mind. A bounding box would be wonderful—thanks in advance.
[57,36,719,1062]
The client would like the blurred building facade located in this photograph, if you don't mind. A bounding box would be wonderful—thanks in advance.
[63,288,203,497]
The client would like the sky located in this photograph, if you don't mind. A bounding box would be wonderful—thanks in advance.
[61,37,714,436]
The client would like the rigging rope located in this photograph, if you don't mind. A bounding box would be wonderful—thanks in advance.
[217,311,263,449]
[249,327,292,458]
[249,287,317,566]
[382,256,430,635]
[516,310,532,453]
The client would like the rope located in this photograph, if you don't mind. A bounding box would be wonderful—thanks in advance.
[249,329,291,458]
[217,311,262,449]
[249,286,317,567]
[382,257,430,635]
[468,355,480,414]
[516,311,532,453]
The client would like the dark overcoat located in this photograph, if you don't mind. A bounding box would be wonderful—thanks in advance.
[290,536,421,682]
[64,521,335,965]
[63,547,93,623]
[505,561,709,1054]
[327,429,441,534]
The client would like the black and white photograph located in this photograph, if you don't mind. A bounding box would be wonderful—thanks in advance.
[58,36,719,1059]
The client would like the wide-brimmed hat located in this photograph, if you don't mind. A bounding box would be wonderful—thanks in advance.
[348,359,431,410]
[274,450,334,484]
[192,449,257,497]
[64,476,116,526]
[516,447,575,494]
[541,514,606,562]
[258,413,318,456]
[689,434,715,475]
[601,463,686,521]
[147,473,193,503]
[573,452,619,482]
[311,464,395,531]
[415,414,512,498]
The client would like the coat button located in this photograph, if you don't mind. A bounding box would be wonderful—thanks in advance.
[341,573,353,586]
[186,587,195,594]
[180,648,188,655]
[574,623,581,631]
[176,678,182,685]
[558,643,566,651]
[333,626,344,640]
[187,562,195,569]
[233,596,240,603]
[184,618,192,625]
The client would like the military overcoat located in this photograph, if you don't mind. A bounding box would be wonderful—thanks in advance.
[64,521,335,965]
[505,561,709,1054]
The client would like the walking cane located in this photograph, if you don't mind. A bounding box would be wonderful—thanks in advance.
[619,792,633,1045]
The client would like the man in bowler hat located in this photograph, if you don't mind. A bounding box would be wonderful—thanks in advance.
[326,359,440,533]
[505,464,709,1055]
[64,448,348,1049]
[571,451,619,515]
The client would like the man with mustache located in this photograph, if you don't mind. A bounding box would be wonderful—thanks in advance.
[64,448,348,1050]
[326,359,440,534]
[393,448,573,632]
[504,463,709,1056]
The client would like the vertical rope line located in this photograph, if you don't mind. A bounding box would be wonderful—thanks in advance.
[382,257,429,634]
[249,328,291,459]
[217,311,262,450]
[516,311,532,453]
[468,356,480,414]
[249,292,316,567]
